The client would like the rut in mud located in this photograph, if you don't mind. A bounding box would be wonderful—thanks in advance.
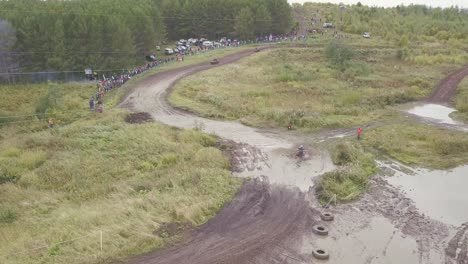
[130,180,317,264]
[121,47,468,264]
[430,65,468,103]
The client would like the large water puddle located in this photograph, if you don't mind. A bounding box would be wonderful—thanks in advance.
[406,103,458,125]
[301,216,443,263]
[385,164,468,226]
[237,148,335,192]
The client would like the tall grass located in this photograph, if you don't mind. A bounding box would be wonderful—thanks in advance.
[455,78,468,120]
[170,46,455,131]
[0,111,240,264]
[364,123,468,169]
[316,141,377,203]
[0,48,254,263]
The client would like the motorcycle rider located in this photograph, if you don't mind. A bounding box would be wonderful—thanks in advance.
[297,145,305,158]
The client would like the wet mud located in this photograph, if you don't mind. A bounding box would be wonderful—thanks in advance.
[125,112,153,124]
[129,179,318,264]
[121,48,467,264]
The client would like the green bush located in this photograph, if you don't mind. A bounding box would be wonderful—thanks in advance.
[0,207,17,224]
[325,40,354,72]
[317,141,377,203]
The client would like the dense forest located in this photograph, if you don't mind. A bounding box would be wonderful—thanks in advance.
[0,0,292,75]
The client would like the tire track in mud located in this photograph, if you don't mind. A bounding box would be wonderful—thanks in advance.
[129,180,317,264]
[430,65,468,104]
[122,47,330,264]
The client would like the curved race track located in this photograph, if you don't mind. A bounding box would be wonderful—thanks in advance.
[121,47,468,264]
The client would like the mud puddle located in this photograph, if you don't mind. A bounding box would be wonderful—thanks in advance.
[406,103,459,125]
[385,164,468,226]
[236,148,335,192]
[301,216,432,264]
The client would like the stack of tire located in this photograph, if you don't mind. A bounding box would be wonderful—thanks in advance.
[312,211,334,260]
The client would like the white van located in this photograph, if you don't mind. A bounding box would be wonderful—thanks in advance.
[164,48,174,55]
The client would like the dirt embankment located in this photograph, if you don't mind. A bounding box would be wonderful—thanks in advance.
[430,66,468,103]
[129,179,318,264]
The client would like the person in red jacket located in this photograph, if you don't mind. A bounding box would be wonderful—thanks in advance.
[357,127,362,140]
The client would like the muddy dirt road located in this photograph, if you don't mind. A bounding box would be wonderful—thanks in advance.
[131,180,317,264]
[430,65,468,103]
[122,48,465,263]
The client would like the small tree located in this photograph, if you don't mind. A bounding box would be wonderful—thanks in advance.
[325,40,354,72]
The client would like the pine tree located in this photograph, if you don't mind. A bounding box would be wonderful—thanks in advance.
[234,8,255,39]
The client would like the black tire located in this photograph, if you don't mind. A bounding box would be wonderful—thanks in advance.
[312,225,329,236]
[320,212,334,221]
[312,249,330,260]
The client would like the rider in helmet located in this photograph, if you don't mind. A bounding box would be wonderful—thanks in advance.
[297,145,305,158]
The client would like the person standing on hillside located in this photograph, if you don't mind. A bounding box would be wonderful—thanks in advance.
[48,118,54,129]
[97,101,103,113]
[357,127,362,140]
[89,97,95,111]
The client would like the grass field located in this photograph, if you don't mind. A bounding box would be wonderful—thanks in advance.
[170,43,462,132]
[363,123,468,169]
[0,47,250,264]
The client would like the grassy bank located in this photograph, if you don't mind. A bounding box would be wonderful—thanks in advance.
[170,44,459,131]
[454,77,468,122]
[316,141,377,204]
[0,47,251,263]
[364,123,468,169]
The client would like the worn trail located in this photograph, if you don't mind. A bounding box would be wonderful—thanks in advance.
[121,47,466,264]
[430,65,468,104]
[122,47,333,263]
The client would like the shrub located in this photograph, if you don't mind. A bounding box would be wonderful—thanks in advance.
[325,40,354,72]
[0,207,17,224]
[317,141,377,203]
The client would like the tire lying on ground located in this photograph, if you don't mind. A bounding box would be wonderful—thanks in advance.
[312,249,330,260]
[320,212,334,221]
[312,225,329,236]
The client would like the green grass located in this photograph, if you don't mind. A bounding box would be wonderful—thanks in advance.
[453,77,468,122]
[0,47,255,263]
[316,141,377,203]
[364,123,468,169]
[0,111,240,264]
[170,44,460,131]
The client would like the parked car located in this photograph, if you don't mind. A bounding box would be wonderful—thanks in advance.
[203,41,213,47]
[164,48,174,55]
[363,32,371,38]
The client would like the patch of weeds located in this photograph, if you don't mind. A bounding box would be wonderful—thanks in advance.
[317,141,377,203]
[0,207,17,224]
[48,243,60,256]
[0,167,20,184]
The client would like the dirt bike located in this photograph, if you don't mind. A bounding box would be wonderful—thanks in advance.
[296,148,305,158]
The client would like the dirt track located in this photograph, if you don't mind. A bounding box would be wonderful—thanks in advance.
[121,47,467,264]
[430,65,468,103]
[130,179,317,264]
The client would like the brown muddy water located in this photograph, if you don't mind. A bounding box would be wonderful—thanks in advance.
[301,216,438,264]
[385,164,468,226]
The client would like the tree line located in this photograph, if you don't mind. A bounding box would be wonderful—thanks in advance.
[0,0,292,75]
